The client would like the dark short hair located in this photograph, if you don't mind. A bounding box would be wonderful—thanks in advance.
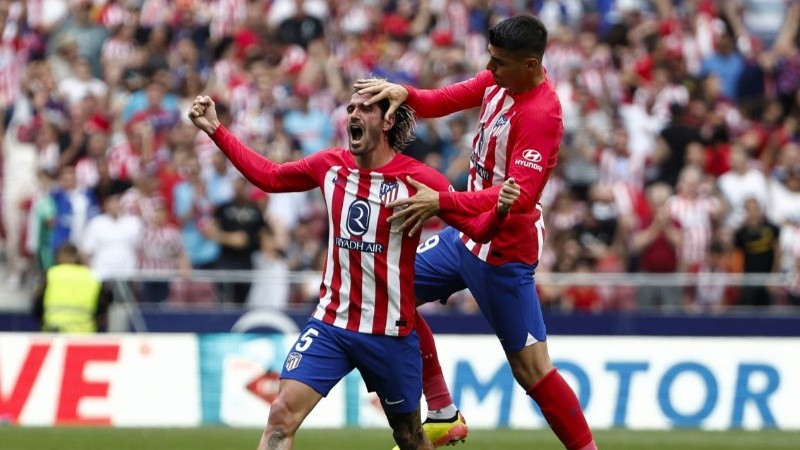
[488,15,548,60]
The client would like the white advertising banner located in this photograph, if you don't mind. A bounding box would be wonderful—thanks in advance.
[3,333,798,430]
[0,333,201,426]
[424,336,800,431]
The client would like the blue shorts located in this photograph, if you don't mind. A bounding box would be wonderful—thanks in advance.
[415,227,546,353]
[280,318,422,414]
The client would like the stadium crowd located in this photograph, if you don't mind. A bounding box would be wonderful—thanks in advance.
[1,0,799,313]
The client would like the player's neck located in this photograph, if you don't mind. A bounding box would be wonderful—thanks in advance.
[508,69,545,95]
[354,145,397,170]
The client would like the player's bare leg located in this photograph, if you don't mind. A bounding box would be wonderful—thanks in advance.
[385,407,436,450]
[257,379,322,450]
[507,341,598,450]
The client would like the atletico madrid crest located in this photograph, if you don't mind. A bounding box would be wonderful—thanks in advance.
[380,181,399,206]
[285,352,302,371]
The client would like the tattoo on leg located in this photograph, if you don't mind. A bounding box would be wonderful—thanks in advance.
[268,430,287,449]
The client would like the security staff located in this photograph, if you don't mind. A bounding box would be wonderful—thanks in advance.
[32,243,111,333]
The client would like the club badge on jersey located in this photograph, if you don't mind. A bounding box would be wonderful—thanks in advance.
[380,181,399,206]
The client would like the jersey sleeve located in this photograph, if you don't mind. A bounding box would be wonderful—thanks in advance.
[413,168,506,243]
[438,105,563,215]
[405,71,493,118]
[210,125,319,193]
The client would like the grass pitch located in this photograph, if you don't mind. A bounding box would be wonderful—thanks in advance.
[2,427,798,449]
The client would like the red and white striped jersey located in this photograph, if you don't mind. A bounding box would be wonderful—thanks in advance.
[666,194,721,268]
[0,5,26,108]
[210,125,507,336]
[406,70,564,266]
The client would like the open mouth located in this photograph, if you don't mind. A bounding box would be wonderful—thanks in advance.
[349,123,364,143]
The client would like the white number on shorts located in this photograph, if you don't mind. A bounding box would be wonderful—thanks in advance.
[416,235,440,253]
[295,328,320,352]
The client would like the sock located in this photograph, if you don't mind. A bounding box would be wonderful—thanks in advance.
[426,404,458,421]
[527,368,596,450]
[416,311,455,416]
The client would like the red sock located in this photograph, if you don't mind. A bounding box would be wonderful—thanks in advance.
[527,368,596,450]
[416,311,453,411]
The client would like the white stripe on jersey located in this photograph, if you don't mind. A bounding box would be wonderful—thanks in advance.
[461,86,514,262]
[319,168,338,316]
[331,169,359,329]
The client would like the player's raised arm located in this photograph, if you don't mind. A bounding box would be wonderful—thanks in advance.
[188,95,317,193]
[387,175,520,241]
[354,72,490,121]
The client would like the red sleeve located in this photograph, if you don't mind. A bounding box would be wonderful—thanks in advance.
[438,103,563,215]
[210,125,319,193]
[405,71,493,118]
[413,168,506,243]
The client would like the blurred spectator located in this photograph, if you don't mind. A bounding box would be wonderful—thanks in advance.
[207,177,266,304]
[734,198,780,307]
[700,30,745,101]
[653,103,703,188]
[667,166,723,271]
[81,192,142,280]
[790,227,800,306]
[560,257,603,314]
[246,202,290,310]
[282,88,333,156]
[631,183,682,311]
[31,242,111,333]
[74,121,112,189]
[204,151,236,205]
[717,143,769,230]
[275,0,325,49]
[48,165,99,270]
[120,171,163,225]
[173,157,218,269]
[139,199,190,303]
[58,57,108,106]
[91,155,133,204]
[595,124,647,191]
[25,169,57,272]
[691,240,735,314]
[48,0,109,77]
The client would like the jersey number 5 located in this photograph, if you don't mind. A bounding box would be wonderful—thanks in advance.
[295,328,320,352]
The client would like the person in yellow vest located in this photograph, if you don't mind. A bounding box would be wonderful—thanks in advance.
[32,243,111,333]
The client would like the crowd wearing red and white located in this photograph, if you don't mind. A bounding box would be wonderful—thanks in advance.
[0,0,798,312]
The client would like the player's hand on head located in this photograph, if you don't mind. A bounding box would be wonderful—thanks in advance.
[187,95,220,135]
[354,78,409,121]
[498,178,520,215]
[386,176,440,236]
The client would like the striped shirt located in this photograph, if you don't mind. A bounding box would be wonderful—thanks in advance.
[140,223,185,271]
[210,125,507,336]
[0,6,25,108]
[406,70,564,266]
[666,194,721,268]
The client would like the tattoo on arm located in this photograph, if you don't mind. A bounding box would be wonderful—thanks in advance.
[268,430,287,449]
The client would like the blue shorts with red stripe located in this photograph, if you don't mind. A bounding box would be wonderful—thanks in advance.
[414,227,547,353]
[280,318,422,414]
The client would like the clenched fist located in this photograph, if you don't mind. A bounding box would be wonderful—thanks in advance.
[188,95,221,135]
[497,178,520,215]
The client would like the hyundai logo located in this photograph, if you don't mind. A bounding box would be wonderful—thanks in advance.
[522,149,542,162]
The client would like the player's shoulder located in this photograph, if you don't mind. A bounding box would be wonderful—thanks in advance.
[392,154,449,186]
[307,147,352,166]
[518,77,561,114]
